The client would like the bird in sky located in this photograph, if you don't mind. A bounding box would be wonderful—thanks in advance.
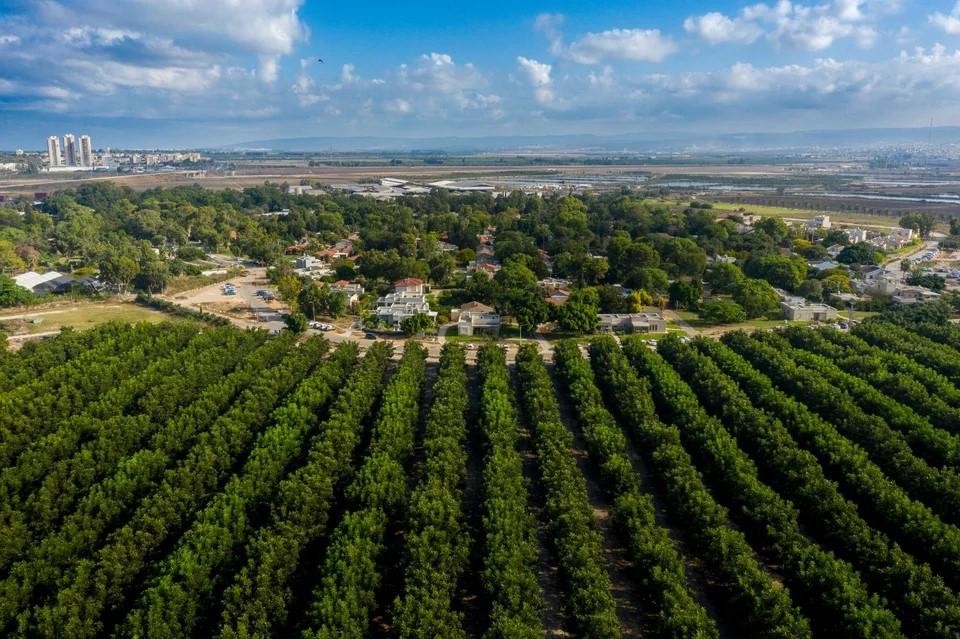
[317,57,324,63]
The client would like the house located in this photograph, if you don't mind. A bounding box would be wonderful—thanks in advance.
[476,244,496,258]
[454,302,501,337]
[709,254,737,264]
[393,277,425,295]
[295,254,323,270]
[329,280,364,308]
[739,214,761,226]
[376,278,435,326]
[826,244,845,258]
[544,288,571,306]
[438,241,459,253]
[807,215,831,230]
[598,313,666,334]
[315,239,354,261]
[781,300,838,321]
[892,285,941,305]
[844,228,868,243]
[810,260,841,272]
[539,277,573,291]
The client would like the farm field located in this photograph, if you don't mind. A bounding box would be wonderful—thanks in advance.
[2,319,960,638]
[0,302,172,338]
[708,200,910,229]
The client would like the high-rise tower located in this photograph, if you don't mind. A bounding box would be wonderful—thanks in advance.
[47,135,63,167]
[63,134,77,166]
[79,135,93,167]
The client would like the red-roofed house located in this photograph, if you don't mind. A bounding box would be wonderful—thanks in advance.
[544,288,571,306]
[394,278,425,295]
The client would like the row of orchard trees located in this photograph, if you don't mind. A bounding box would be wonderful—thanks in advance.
[14,337,334,637]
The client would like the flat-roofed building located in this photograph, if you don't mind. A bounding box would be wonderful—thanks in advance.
[780,300,838,321]
[598,312,666,334]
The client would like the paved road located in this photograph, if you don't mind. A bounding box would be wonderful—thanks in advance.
[884,239,940,273]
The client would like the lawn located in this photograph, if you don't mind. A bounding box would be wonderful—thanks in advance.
[676,309,812,334]
[707,201,907,229]
[0,302,175,335]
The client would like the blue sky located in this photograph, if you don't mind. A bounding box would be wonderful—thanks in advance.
[2,0,960,148]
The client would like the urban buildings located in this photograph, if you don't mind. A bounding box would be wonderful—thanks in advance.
[46,136,62,167]
[63,134,77,166]
[79,135,93,167]
[45,134,94,169]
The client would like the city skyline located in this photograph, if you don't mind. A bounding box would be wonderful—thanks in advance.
[44,133,94,168]
[2,1,960,148]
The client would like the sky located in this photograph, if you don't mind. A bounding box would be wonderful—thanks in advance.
[2,0,960,149]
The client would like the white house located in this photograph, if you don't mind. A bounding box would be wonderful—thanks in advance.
[598,313,666,334]
[330,280,364,308]
[454,301,501,337]
[375,278,435,325]
[844,228,868,243]
[781,300,838,321]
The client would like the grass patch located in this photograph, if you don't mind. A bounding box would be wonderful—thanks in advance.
[708,201,906,229]
[0,302,175,335]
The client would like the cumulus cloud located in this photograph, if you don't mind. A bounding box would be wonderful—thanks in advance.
[516,56,557,106]
[930,2,960,35]
[533,14,676,64]
[568,28,677,64]
[0,0,306,115]
[685,0,892,50]
[683,12,763,44]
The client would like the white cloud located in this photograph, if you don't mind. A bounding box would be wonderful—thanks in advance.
[258,55,279,83]
[683,12,763,44]
[341,64,357,84]
[685,0,892,50]
[569,28,676,64]
[516,56,557,106]
[0,34,19,46]
[930,2,960,35]
[534,13,566,55]
[385,98,411,113]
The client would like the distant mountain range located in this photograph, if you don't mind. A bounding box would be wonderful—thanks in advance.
[221,127,960,154]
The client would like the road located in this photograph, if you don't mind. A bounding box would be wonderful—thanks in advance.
[884,239,940,273]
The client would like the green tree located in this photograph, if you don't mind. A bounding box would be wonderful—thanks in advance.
[276,275,304,310]
[797,279,824,302]
[837,243,881,265]
[734,278,780,319]
[283,312,308,333]
[0,274,34,307]
[400,312,434,336]
[704,261,745,293]
[99,255,139,295]
[555,288,600,334]
[699,299,746,324]
[494,258,549,334]
[755,217,790,244]
[744,254,808,290]
[134,260,168,294]
[900,212,935,237]
[668,280,702,310]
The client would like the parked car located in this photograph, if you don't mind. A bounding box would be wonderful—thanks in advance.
[365,332,377,340]
[255,289,269,297]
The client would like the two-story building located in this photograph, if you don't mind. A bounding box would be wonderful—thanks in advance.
[598,313,666,334]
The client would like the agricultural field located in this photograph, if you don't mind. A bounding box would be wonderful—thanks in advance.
[2,319,960,638]
[0,302,172,339]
